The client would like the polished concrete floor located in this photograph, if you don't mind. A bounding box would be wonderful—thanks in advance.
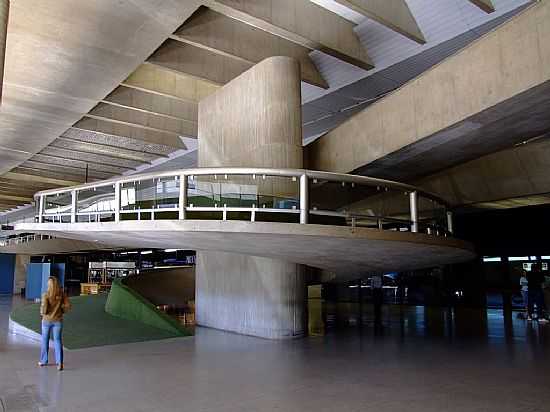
[1,296,550,412]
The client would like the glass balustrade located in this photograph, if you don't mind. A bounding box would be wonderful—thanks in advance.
[32,168,454,237]
[77,184,116,222]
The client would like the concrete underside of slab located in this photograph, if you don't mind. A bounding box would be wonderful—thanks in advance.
[358,79,550,181]
[12,220,475,279]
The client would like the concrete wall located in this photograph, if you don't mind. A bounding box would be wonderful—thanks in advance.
[196,56,306,339]
[124,267,195,306]
[306,1,550,179]
[196,251,306,338]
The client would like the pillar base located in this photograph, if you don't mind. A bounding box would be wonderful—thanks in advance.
[196,251,306,339]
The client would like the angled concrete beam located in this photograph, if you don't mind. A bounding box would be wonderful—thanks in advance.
[148,40,250,86]
[73,117,186,149]
[103,86,198,122]
[306,1,550,177]
[332,0,425,43]
[87,102,197,138]
[122,64,219,103]
[204,0,373,70]
[469,0,495,13]
[173,7,328,88]
[2,172,80,187]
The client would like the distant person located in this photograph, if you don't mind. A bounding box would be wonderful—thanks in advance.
[38,277,71,370]
[527,264,548,323]
[520,270,529,312]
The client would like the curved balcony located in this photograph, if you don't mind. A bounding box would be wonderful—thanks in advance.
[34,167,454,235]
[8,168,474,276]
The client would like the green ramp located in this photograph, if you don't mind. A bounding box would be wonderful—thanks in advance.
[105,279,190,336]
[10,295,189,349]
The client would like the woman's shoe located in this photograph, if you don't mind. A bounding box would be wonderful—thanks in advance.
[37,362,47,367]
[57,363,63,371]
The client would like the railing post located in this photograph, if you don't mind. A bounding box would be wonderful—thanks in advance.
[179,174,187,220]
[38,195,44,223]
[446,210,454,234]
[71,190,77,223]
[300,174,309,224]
[114,182,121,222]
[409,191,418,233]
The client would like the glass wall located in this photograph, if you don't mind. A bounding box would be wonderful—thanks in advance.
[77,185,116,222]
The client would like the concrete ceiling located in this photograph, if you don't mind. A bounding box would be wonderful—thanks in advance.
[0,0,530,215]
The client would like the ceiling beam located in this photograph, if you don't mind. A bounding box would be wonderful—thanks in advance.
[0,193,33,203]
[0,183,41,194]
[331,0,425,43]
[31,153,130,176]
[204,0,373,70]
[172,7,328,88]
[55,136,164,163]
[87,102,197,138]
[468,0,495,13]
[11,167,88,185]
[2,172,80,187]
[21,160,113,180]
[73,118,187,149]
[148,40,251,86]
[39,147,139,171]
[122,64,219,103]
[103,86,198,121]
[0,177,59,189]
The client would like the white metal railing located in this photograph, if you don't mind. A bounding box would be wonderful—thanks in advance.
[0,233,54,247]
[31,167,454,236]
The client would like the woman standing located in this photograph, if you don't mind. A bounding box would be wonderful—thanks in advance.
[38,277,71,371]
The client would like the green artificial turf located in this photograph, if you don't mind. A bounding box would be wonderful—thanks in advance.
[10,294,190,349]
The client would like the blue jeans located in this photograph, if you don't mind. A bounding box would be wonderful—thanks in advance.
[40,320,63,365]
[521,290,528,310]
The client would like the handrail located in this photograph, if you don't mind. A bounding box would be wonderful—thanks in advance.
[0,233,54,247]
[31,167,455,237]
[33,167,449,207]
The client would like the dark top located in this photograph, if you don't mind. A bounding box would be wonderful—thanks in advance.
[527,271,545,290]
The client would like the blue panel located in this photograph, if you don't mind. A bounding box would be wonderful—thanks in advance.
[26,263,45,300]
[40,263,52,295]
[0,254,15,295]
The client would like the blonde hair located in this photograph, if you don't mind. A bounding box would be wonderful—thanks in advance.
[46,277,62,301]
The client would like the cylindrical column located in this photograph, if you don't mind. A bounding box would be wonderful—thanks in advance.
[0,1,8,103]
[446,210,454,234]
[179,174,187,220]
[409,191,418,233]
[299,174,308,224]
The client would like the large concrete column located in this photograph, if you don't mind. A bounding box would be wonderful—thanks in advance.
[196,56,306,339]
